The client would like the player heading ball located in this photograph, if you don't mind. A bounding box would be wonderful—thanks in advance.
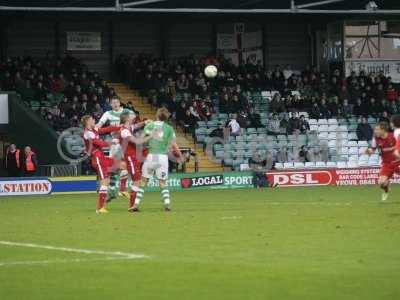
[131,108,183,212]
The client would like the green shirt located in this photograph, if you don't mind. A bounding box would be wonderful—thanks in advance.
[144,121,176,154]
[99,108,134,126]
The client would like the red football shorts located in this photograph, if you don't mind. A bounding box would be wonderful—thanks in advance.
[380,160,400,178]
[126,155,142,181]
[92,156,114,180]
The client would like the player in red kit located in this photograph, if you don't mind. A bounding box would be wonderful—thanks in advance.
[119,112,150,212]
[391,114,400,157]
[82,115,121,214]
[366,122,400,201]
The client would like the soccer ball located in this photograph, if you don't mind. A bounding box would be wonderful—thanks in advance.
[204,65,218,78]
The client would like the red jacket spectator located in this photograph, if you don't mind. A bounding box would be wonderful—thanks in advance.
[22,146,38,177]
[387,85,398,102]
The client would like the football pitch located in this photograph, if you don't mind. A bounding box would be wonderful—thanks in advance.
[0,186,399,300]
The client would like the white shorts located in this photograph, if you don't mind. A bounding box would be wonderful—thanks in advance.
[142,154,169,180]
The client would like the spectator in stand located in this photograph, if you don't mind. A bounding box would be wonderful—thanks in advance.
[270,93,285,113]
[353,98,367,117]
[328,96,340,117]
[226,114,241,137]
[299,115,310,133]
[310,101,322,119]
[298,146,309,163]
[379,111,390,124]
[387,83,398,102]
[319,98,331,119]
[183,110,197,136]
[341,99,353,118]
[356,117,373,141]
[237,110,250,129]
[288,113,301,134]
[268,113,281,135]
[5,144,21,177]
[21,146,38,177]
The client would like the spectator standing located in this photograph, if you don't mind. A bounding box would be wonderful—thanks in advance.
[5,144,21,177]
[21,146,38,177]
[356,117,373,141]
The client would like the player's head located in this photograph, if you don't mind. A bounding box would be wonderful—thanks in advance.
[391,114,400,129]
[156,107,170,122]
[374,121,390,138]
[111,97,121,111]
[120,112,133,125]
[81,115,95,128]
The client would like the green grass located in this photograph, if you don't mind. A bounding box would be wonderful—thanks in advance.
[0,186,400,300]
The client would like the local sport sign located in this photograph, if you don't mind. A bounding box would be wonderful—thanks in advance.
[0,178,52,196]
[145,172,254,192]
[266,168,400,187]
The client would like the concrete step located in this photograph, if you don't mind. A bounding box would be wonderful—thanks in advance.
[109,82,223,173]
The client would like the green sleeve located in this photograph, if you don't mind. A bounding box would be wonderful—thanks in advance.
[168,126,176,143]
[144,122,154,135]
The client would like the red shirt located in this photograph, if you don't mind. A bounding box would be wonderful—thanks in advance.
[120,125,137,157]
[372,132,398,164]
[83,126,120,158]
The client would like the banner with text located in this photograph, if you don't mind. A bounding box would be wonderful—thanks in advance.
[145,171,254,192]
[345,59,400,83]
[0,177,52,196]
[67,32,102,51]
[267,168,400,187]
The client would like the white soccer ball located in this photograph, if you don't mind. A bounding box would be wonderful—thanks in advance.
[204,65,218,78]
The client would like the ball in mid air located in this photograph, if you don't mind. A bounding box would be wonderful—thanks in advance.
[204,65,218,78]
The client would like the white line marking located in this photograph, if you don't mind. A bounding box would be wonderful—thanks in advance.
[0,240,148,259]
[0,256,134,267]
[221,216,242,220]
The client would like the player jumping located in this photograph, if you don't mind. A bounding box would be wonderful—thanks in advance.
[97,97,135,200]
[82,115,121,214]
[391,114,400,158]
[365,121,400,201]
[119,112,150,212]
[131,108,183,212]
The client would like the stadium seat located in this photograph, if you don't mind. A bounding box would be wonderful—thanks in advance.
[318,119,328,125]
[347,161,359,168]
[275,163,284,170]
[283,162,294,169]
[305,162,316,169]
[326,161,337,168]
[337,161,347,168]
[315,161,326,168]
[294,162,305,169]
[308,119,318,125]
[328,119,338,125]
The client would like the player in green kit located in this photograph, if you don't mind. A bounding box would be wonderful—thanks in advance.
[132,107,182,212]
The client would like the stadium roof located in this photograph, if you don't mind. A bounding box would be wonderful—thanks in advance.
[0,0,399,13]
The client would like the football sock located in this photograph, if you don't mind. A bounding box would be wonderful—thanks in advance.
[383,185,389,193]
[129,186,140,208]
[161,188,170,205]
[135,188,145,205]
[107,173,120,198]
[98,186,108,210]
[120,170,129,192]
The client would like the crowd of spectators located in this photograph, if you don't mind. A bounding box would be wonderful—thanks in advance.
[116,53,400,137]
[0,55,120,132]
